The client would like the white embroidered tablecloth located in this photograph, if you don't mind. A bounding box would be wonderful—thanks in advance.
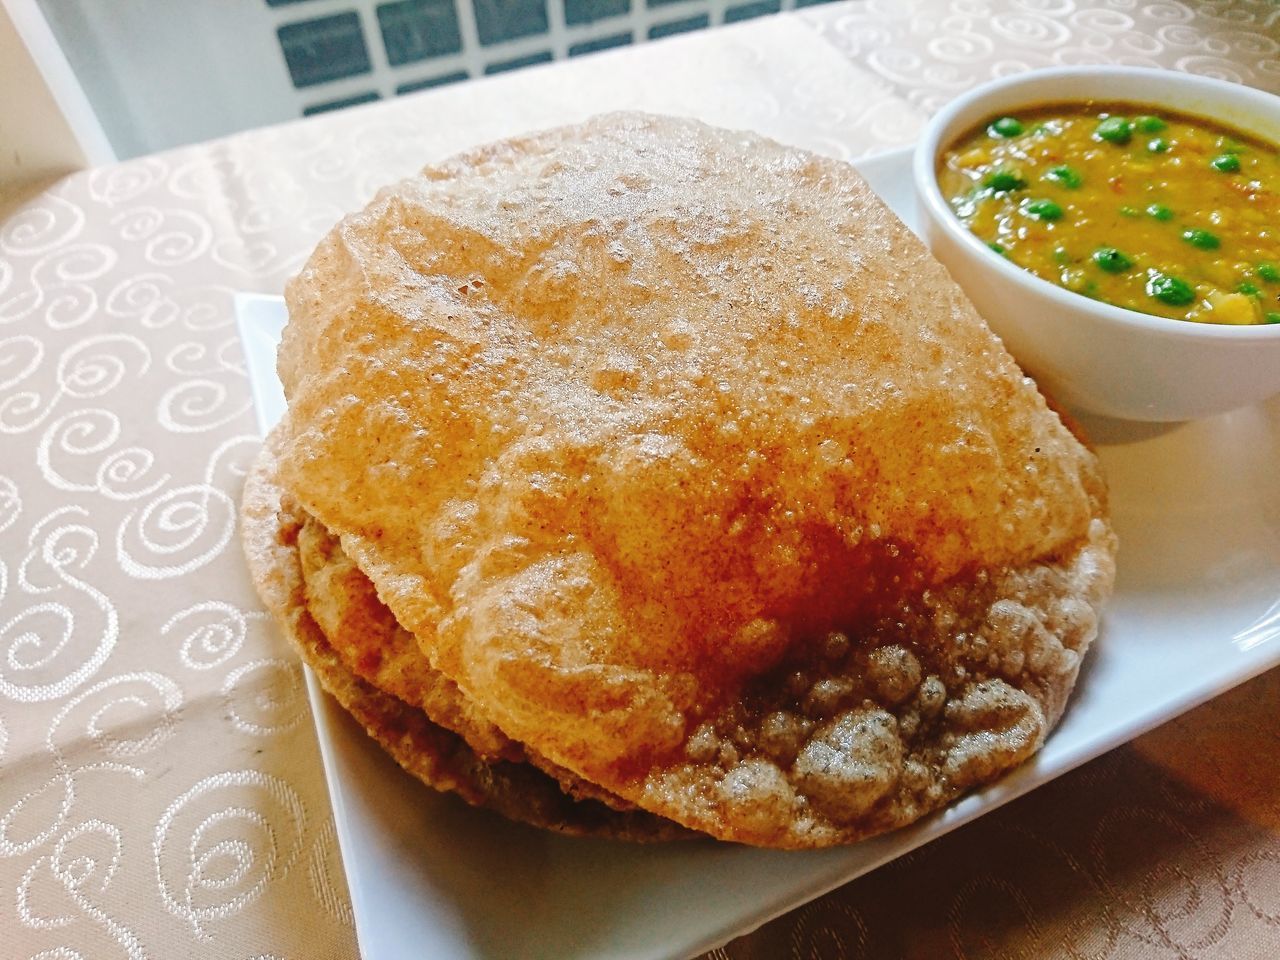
[2,2,1277,958]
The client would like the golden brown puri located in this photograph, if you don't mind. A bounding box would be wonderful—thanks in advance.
[296,509,645,813]
[296,512,521,763]
[272,112,1117,846]
[241,427,693,841]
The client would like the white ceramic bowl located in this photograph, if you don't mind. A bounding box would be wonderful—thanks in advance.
[913,67,1280,422]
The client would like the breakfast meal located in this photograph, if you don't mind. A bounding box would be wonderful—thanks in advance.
[242,112,1117,848]
[938,103,1280,325]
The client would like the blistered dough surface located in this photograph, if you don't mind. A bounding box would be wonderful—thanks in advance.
[296,510,644,811]
[241,428,690,840]
[297,512,520,762]
[275,113,1116,846]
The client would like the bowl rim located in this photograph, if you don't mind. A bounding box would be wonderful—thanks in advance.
[912,65,1280,343]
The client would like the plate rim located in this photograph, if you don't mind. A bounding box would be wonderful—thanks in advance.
[234,145,1280,960]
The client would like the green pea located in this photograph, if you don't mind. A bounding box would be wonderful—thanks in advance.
[1146,203,1174,221]
[1135,115,1166,133]
[1044,165,1082,189]
[1211,153,1241,172]
[1053,246,1072,264]
[1147,138,1170,154]
[1023,198,1064,221]
[1182,228,1220,251]
[983,169,1026,192]
[988,241,1007,256]
[1267,312,1280,324]
[1095,116,1133,145]
[1093,247,1132,273]
[1257,263,1280,283]
[1148,274,1196,307]
[1119,206,1140,218]
[989,116,1024,138]
[1238,281,1261,297]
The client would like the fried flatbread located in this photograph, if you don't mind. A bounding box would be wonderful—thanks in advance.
[242,426,693,841]
[268,113,1117,847]
[296,511,521,762]
[295,507,646,812]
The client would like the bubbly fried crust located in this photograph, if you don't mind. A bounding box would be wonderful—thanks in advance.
[242,426,694,841]
[296,510,647,812]
[296,513,522,762]
[272,113,1117,846]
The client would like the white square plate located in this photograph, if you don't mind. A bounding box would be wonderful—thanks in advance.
[235,147,1280,960]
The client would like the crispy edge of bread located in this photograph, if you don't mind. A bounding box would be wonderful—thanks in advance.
[294,509,650,814]
[241,424,696,842]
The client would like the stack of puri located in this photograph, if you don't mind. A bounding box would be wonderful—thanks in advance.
[241,114,1117,848]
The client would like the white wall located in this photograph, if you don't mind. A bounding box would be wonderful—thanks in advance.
[36,0,296,160]
[0,0,112,188]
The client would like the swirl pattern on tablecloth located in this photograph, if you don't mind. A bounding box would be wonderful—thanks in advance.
[153,770,307,940]
[808,0,1280,113]
[0,4,1277,958]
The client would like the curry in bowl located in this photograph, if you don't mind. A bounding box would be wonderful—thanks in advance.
[938,103,1280,326]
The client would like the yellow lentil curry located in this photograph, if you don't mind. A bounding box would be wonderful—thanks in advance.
[939,102,1280,325]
